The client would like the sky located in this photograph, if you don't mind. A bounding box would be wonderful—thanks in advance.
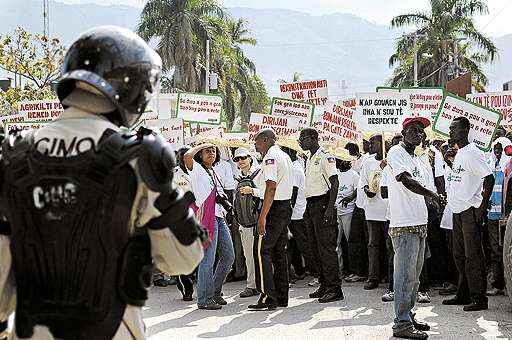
[61,0,512,37]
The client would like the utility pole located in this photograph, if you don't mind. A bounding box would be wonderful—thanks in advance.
[205,39,210,94]
[453,40,459,79]
[413,33,419,87]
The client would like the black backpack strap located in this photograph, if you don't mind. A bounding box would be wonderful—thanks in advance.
[249,168,261,182]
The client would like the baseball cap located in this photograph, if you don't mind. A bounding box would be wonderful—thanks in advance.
[233,147,250,160]
[403,117,431,130]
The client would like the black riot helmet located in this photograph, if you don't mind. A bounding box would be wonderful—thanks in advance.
[57,26,162,128]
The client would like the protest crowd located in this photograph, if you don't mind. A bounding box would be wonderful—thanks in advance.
[0,26,511,340]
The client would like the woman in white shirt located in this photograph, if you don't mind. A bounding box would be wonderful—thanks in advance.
[184,143,235,310]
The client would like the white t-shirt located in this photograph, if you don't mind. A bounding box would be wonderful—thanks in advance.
[441,166,453,230]
[431,146,445,178]
[447,143,493,214]
[358,155,388,221]
[419,152,436,192]
[261,145,294,201]
[354,154,371,208]
[387,144,429,228]
[380,165,391,221]
[214,159,236,191]
[291,159,307,220]
[173,167,192,193]
[189,160,226,218]
[336,169,359,215]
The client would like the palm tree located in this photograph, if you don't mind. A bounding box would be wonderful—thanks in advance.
[137,0,225,92]
[389,0,497,90]
[277,72,303,84]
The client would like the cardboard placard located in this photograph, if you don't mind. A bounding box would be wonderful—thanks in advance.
[466,91,512,128]
[15,99,63,123]
[147,93,178,119]
[176,92,222,124]
[401,88,444,120]
[270,97,314,127]
[433,93,502,152]
[248,113,302,141]
[279,79,328,106]
[318,101,361,143]
[145,118,184,150]
[355,92,411,132]
[4,121,48,133]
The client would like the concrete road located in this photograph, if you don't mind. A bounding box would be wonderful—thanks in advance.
[144,279,512,340]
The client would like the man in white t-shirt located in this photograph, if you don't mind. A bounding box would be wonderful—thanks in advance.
[387,117,442,340]
[443,116,494,312]
[333,148,358,277]
[358,134,388,291]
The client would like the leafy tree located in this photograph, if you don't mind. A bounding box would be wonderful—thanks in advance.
[389,0,497,91]
[0,27,64,112]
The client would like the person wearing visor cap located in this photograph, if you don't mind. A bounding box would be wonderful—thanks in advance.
[0,26,206,339]
[386,116,444,339]
[233,147,260,299]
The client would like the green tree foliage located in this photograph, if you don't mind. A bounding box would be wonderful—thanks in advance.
[138,0,267,128]
[0,27,65,113]
[389,0,497,91]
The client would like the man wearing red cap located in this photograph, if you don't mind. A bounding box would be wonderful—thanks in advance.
[386,117,443,339]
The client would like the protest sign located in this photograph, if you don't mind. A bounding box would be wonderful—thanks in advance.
[355,92,411,132]
[176,92,222,124]
[433,93,502,151]
[466,91,512,128]
[317,101,361,143]
[16,99,63,122]
[223,132,250,146]
[340,97,356,110]
[248,113,302,140]
[270,97,314,127]
[147,93,178,119]
[279,79,328,106]
[145,118,184,150]
[4,121,48,133]
[401,87,444,120]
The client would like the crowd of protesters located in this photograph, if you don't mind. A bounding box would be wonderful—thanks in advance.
[155,116,510,340]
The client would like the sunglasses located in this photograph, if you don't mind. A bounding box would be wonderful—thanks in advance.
[234,155,249,162]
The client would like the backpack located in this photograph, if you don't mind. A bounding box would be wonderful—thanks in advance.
[233,169,261,228]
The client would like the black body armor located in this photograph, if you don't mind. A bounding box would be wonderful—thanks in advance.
[0,127,204,339]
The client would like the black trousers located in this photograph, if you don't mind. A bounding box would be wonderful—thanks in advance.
[288,219,313,276]
[452,207,488,302]
[304,194,341,289]
[488,219,506,290]
[348,207,368,277]
[253,200,292,303]
[366,220,388,282]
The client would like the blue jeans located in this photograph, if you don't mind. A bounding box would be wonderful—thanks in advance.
[197,217,235,306]
[391,230,426,332]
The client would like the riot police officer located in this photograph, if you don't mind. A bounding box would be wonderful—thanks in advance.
[0,26,205,339]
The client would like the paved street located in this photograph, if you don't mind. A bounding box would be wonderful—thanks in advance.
[144,279,512,339]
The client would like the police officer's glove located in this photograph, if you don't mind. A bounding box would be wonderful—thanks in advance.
[147,189,208,246]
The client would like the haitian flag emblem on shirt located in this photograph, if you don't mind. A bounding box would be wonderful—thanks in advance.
[265,159,275,165]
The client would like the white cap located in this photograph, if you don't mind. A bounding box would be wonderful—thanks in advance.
[234,147,250,159]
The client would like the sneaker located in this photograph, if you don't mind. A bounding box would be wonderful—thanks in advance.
[486,288,504,296]
[198,301,222,310]
[381,290,394,302]
[346,274,366,283]
[239,288,259,298]
[344,274,356,282]
[442,296,471,305]
[213,296,227,305]
[393,327,428,339]
[439,283,457,296]
[463,301,488,312]
[417,292,431,303]
[318,289,344,303]
[308,278,320,287]
[309,287,327,299]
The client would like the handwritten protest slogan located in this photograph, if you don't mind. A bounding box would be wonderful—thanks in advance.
[433,94,502,152]
[4,121,48,133]
[319,101,361,142]
[341,98,356,110]
[467,91,512,128]
[177,92,222,124]
[15,99,63,122]
[279,79,328,106]
[145,118,184,150]
[355,93,411,132]
[248,113,302,140]
[402,88,444,120]
[270,97,314,127]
